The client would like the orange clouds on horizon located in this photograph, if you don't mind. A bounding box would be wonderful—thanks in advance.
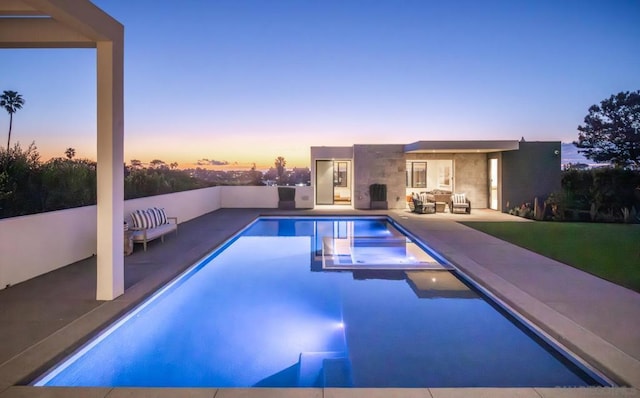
[34,147,310,172]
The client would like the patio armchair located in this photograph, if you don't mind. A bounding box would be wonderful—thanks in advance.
[450,193,471,214]
[410,193,436,214]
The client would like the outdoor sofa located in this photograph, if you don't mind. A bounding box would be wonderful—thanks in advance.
[128,207,178,251]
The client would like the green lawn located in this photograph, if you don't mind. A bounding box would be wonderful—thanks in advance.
[460,221,640,293]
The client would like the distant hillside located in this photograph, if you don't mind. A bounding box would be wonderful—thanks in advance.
[560,142,608,168]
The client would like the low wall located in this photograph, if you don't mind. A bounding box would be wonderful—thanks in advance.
[219,185,313,209]
[0,206,98,289]
[124,186,222,224]
[0,186,223,290]
[0,185,313,289]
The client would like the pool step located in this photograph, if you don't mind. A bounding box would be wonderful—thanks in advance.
[322,357,354,387]
[298,351,353,387]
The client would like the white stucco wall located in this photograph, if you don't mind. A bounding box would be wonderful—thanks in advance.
[124,186,222,224]
[0,206,98,289]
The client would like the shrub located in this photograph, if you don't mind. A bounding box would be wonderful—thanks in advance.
[508,202,534,219]
[551,168,640,223]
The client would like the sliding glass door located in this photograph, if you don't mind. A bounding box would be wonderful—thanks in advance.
[316,160,351,205]
[316,160,334,205]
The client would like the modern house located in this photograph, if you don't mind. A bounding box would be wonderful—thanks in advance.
[311,140,561,212]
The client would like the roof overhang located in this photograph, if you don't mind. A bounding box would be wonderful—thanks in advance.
[404,140,520,154]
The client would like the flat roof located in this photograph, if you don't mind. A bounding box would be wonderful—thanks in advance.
[404,140,520,153]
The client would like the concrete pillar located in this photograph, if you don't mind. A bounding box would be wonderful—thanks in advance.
[96,39,124,300]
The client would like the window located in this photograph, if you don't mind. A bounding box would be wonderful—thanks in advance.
[438,164,451,188]
[406,162,426,188]
[334,162,348,187]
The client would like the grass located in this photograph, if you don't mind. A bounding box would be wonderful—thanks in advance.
[460,221,640,293]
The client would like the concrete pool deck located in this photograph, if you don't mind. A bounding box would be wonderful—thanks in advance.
[0,208,639,397]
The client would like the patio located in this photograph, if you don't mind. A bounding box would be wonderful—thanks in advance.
[0,208,639,397]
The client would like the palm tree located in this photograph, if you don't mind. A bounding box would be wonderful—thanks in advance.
[65,147,76,159]
[1,90,25,152]
[274,156,286,183]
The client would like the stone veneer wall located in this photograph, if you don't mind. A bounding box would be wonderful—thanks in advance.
[405,152,489,208]
[353,144,406,209]
[453,153,488,208]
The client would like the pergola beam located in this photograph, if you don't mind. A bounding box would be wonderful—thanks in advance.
[23,0,122,42]
[0,18,95,48]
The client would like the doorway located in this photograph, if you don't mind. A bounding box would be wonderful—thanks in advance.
[489,158,499,210]
[316,160,352,205]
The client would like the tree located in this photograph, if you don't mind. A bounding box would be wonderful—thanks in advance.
[130,159,143,170]
[65,147,76,160]
[169,162,178,170]
[41,157,96,211]
[150,159,166,169]
[1,90,25,152]
[0,142,42,217]
[274,156,286,183]
[575,90,640,169]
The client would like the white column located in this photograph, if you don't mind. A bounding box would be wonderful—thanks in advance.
[96,39,124,300]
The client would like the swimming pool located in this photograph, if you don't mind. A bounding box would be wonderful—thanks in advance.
[35,217,607,387]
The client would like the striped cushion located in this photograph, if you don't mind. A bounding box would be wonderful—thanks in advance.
[453,193,466,204]
[157,207,168,225]
[148,207,168,225]
[131,209,155,229]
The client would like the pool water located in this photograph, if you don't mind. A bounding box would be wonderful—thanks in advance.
[35,217,604,388]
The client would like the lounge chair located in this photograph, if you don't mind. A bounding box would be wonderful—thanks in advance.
[450,193,471,214]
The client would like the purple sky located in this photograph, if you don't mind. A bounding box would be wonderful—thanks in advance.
[2,0,639,168]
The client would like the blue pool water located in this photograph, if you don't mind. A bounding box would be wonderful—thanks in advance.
[35,217,604,388]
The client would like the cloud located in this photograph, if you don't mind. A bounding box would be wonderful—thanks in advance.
[196,159,229,166]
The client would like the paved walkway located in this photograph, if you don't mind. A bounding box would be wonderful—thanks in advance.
[0,208,638,398]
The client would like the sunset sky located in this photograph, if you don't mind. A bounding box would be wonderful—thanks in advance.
[2,0,639,169]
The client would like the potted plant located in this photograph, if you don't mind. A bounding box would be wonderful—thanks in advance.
[369,183,388,209]
[278,186,296,209]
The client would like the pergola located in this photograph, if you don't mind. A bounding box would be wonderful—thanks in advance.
[0,0,124,300]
